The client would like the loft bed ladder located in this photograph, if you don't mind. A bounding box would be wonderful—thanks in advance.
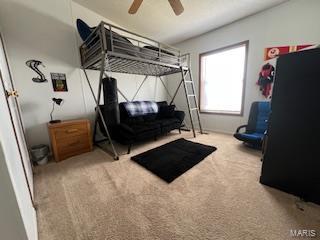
[80,21,203,160]
[181,68,203,137]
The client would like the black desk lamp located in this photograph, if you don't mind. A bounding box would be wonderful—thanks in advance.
[50,98,63,124]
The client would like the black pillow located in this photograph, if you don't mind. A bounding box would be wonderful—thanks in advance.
[159,105,175,118]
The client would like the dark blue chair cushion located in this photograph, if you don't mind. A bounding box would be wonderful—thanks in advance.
[255,102,270,133]
[234,101,270,147]
[234,132,265,143]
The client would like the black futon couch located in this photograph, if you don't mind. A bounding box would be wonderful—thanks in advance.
[98,101,185,153]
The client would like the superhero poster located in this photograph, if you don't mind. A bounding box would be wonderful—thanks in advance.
[264,45,314,61]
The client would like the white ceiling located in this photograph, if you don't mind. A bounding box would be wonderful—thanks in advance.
[73,0,288,44]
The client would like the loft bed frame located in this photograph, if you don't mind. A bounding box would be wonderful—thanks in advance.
[79,21,203,160]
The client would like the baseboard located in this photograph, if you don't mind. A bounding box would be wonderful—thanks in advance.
[190,127,233,136]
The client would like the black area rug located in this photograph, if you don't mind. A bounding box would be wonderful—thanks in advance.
[131,138,217,183]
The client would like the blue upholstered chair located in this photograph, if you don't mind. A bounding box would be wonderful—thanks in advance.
[234,101,270,148]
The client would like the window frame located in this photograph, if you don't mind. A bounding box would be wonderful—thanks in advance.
[198,40,249,116]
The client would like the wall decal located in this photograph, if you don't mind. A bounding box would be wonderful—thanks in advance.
[25,60,47,83]
[51,73,68,92]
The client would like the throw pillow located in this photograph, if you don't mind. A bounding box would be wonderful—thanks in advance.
[159,105,175,118]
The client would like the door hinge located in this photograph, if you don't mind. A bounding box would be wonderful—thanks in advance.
[6,90,19,98]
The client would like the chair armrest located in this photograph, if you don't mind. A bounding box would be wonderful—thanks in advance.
[236,125,247,133]
[174,110,185,123]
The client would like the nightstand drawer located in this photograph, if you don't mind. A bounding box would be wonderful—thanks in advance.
[56,134,90,156]
[54,123,88,140]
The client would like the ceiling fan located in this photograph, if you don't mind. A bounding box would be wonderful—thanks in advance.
[128,0,184,16]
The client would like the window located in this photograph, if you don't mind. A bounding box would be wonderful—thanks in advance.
[199,41,248,115]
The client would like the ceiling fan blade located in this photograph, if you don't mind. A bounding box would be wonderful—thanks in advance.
[168,0,184,16]
[128,0,144,14]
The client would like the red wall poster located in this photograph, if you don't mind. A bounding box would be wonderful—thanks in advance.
[264,45,314,61]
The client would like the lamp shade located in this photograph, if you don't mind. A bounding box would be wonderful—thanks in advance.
[52,98,63,105]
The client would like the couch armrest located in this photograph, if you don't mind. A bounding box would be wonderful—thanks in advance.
[174,110,185,123]
[236,125,247,133]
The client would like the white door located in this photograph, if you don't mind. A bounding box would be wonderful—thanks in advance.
[0,33,37,240]
[0,34,34,197]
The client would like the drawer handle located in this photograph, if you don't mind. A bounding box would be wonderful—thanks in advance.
[66,129,79,133]
[69,141,80,146]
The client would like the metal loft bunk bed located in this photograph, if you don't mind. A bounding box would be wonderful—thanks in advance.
[79,21,203,160]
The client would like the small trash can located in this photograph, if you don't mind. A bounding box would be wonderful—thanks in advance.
[30,144,49,165]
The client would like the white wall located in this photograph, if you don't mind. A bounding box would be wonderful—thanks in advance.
[0,0,166,147]
[168,0,320,134]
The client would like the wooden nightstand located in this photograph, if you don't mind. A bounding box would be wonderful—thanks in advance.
[48,119,93,162]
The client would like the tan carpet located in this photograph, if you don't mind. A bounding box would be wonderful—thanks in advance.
[34,132,320,240]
